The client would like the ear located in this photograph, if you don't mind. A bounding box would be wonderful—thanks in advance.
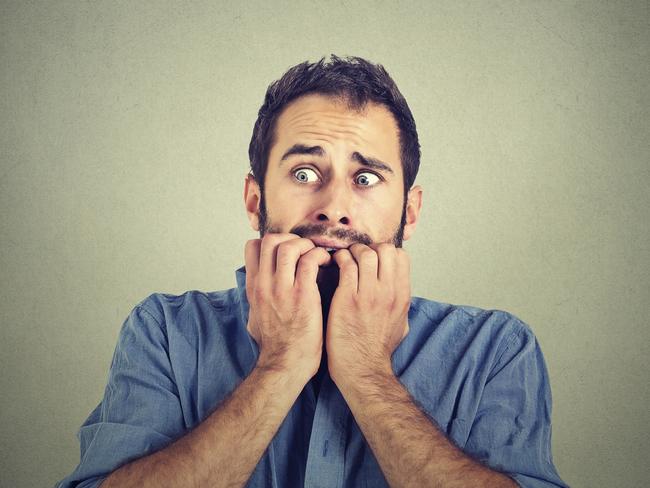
[243,173,261,231]
[402,185,423,242]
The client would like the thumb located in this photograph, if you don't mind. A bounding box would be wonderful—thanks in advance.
[401,321,410,341]
[246,319,260,344]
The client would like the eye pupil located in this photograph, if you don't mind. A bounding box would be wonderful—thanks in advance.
[358,175,368,185]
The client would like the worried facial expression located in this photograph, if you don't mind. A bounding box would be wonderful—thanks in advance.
[245,93,422,252]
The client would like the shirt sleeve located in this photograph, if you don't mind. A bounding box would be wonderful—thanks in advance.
[56,297,186,488]
[464,319,569,488]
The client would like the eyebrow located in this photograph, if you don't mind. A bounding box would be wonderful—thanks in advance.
[280,144,324,161]
[279,144,394,174]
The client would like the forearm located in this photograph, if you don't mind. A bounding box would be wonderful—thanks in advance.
[337,367,518,488]
[101,364,306,488]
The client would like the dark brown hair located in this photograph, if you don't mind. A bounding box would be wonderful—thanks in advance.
[248,55,420,195]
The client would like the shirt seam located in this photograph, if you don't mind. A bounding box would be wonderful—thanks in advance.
[425,305,525,358]
[134,298,182,400]
[136,300,166,330]
[489,319,526,380]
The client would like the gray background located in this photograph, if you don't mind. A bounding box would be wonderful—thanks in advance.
[1,1,648,487]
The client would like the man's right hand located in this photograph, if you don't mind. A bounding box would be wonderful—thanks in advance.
[244,233,331,381]
[101,232,331,488]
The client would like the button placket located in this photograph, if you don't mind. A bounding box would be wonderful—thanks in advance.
[303,374,351,488]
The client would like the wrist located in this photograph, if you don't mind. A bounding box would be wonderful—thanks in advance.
[255,350,318,386]
[330,357,395,396]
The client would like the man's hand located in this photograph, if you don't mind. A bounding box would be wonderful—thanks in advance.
[245,234,332,381]
[326,243,411,390]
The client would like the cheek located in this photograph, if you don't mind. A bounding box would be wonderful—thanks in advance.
[265,190,310,225]
[359,193,404,236]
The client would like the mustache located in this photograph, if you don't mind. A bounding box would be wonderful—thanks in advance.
[290,223,372,246]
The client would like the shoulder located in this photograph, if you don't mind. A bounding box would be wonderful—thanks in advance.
[129,288,241,334]
[408,296,537,360]
[410,296,532,333]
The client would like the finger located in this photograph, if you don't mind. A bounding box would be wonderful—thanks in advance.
[401,321,410,341]
[395,250,411,300]
[333,249,358,292]
[258,233,301,283]
[275,238,319,287]
[247,319,259,344]
[369,242,397,284]
[295,247,332,289]
[348,243,378,292]
[244,239,261,293]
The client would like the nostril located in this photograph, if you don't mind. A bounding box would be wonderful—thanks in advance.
[339,216,349,225]
[317,214,328,221]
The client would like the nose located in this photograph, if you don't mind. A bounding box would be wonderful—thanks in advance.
[310,182,352,227]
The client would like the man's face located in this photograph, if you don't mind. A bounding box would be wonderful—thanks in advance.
[245,93,421,251]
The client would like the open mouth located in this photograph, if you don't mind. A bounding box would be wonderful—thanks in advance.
[308,237,349,257]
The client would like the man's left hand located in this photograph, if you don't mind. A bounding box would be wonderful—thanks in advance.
[326,243,411,391]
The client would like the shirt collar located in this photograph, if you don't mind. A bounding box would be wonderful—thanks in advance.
[235,265,412,376]
[235,266,259,361]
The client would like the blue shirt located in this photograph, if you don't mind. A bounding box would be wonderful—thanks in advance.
[57,267,567,488]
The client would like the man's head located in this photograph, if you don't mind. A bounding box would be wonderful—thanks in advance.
[244,55,422,249]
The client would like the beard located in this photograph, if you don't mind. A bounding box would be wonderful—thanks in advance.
[255,189,409,379]
[256,187,408,310]
[257,187,407,247]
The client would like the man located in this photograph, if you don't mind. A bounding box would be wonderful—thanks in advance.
[58,56,567,487]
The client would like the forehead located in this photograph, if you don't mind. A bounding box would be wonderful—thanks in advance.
[270,93,402,169]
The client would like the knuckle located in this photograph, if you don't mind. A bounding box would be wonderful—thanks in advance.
[245,239,261,255]
[359,249,377,264]
[338,259,355,271]
[259,241,273,256]
[317,246,331,259]
[299,237,316,248]
[253,286,266,303]
[295,260,312,275]
[245,283,255,299]
[300,250,319,264]
[335,248,350,258]
[263,234,306,254]
[260,233,274,243]
[261,234,280,248]
[271,286,284,300]
[295,267,314,287]
[276,243,295,265]
[377,242,394,253]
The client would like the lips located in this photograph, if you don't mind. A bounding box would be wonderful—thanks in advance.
[309,237,350,251]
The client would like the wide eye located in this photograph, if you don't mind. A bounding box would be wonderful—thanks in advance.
[293,168,319,183]
[355,172,381,187]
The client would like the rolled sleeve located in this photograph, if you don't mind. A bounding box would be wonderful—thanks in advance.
[56,296,185,487]
[465,321,568,488]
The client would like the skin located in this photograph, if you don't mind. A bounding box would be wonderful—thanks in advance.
[243,93,517,487]
[245,93,421,247]
[100,93,516,487]
[243,93,423,378]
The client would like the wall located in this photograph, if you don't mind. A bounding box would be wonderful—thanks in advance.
[1,1,648,486]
